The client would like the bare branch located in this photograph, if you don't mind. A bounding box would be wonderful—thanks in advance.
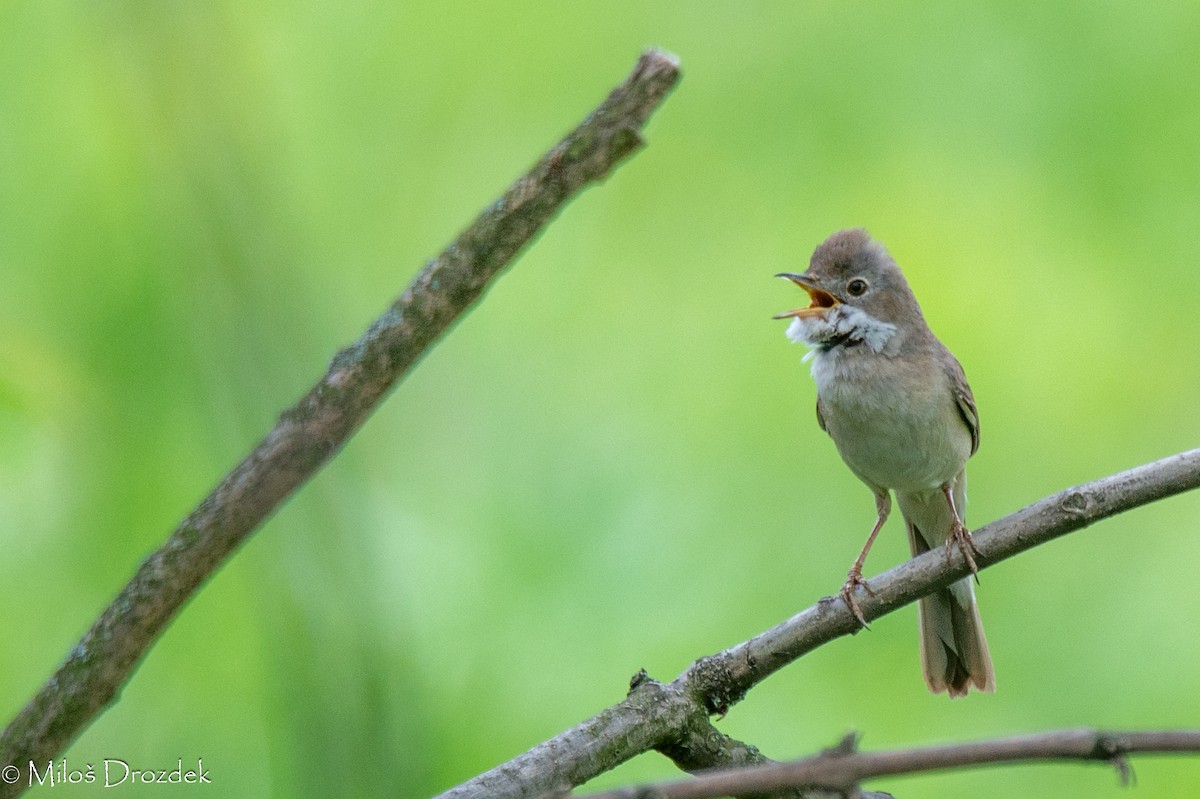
[655,719,891,799]
[582,728,1200,799]
[688,448,1200,709]
[437,449,1200,798]
[0,49,681,798]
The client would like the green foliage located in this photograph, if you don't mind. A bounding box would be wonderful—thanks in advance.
[2,2,1199,796]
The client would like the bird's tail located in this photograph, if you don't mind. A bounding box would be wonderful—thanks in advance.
[900,488,995,697]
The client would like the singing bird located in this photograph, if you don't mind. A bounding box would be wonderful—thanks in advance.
[775,228,994,697]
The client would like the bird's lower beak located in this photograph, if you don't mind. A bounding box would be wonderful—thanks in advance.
[773,272,839,319]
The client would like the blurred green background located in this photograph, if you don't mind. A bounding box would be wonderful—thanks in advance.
[2,2,1199,797]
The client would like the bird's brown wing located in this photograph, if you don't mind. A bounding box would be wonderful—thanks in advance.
[816,395,829,434]
[945,355,980,455]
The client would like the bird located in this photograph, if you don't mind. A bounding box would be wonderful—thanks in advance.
[774,228,994,697]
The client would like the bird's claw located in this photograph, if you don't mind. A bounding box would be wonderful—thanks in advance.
[840,570,875,628]
[944,518,980,579]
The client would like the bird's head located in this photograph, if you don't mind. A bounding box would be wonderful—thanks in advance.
[774,229,924,352]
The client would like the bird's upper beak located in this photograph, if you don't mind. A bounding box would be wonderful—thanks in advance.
[772,272,840,319]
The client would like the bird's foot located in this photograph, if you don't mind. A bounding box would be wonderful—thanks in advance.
[943,517,980,579]
[840,569,875,628]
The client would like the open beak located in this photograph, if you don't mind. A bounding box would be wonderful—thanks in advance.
[773,272,839,319]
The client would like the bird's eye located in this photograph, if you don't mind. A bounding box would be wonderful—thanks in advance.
[847,278,868,296]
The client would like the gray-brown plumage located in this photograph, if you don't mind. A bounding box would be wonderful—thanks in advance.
[776,228,994,697]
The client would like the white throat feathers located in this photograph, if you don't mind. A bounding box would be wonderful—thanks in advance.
[784,305,898,364]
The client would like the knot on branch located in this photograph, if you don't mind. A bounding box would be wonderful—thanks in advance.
[1094,734,1135,785]
[1060,490,1091,516]
[685,654,744,717]
[628,668,660,694]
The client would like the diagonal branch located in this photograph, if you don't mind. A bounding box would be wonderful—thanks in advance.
[0,49,681,798]
[436,449,1200,799]
[686,447,1200,711]
[583,728,1200,799]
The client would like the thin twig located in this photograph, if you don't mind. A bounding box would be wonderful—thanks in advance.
[437,449,1200,799]
[0,49,681,799]
[583,728,1200,799]
[654,718,891,799]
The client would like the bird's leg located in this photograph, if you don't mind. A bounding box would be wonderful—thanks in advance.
[940,480,979,576]
[841,491,890,627]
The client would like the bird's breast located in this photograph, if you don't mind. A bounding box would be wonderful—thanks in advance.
[811,349,970,492]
